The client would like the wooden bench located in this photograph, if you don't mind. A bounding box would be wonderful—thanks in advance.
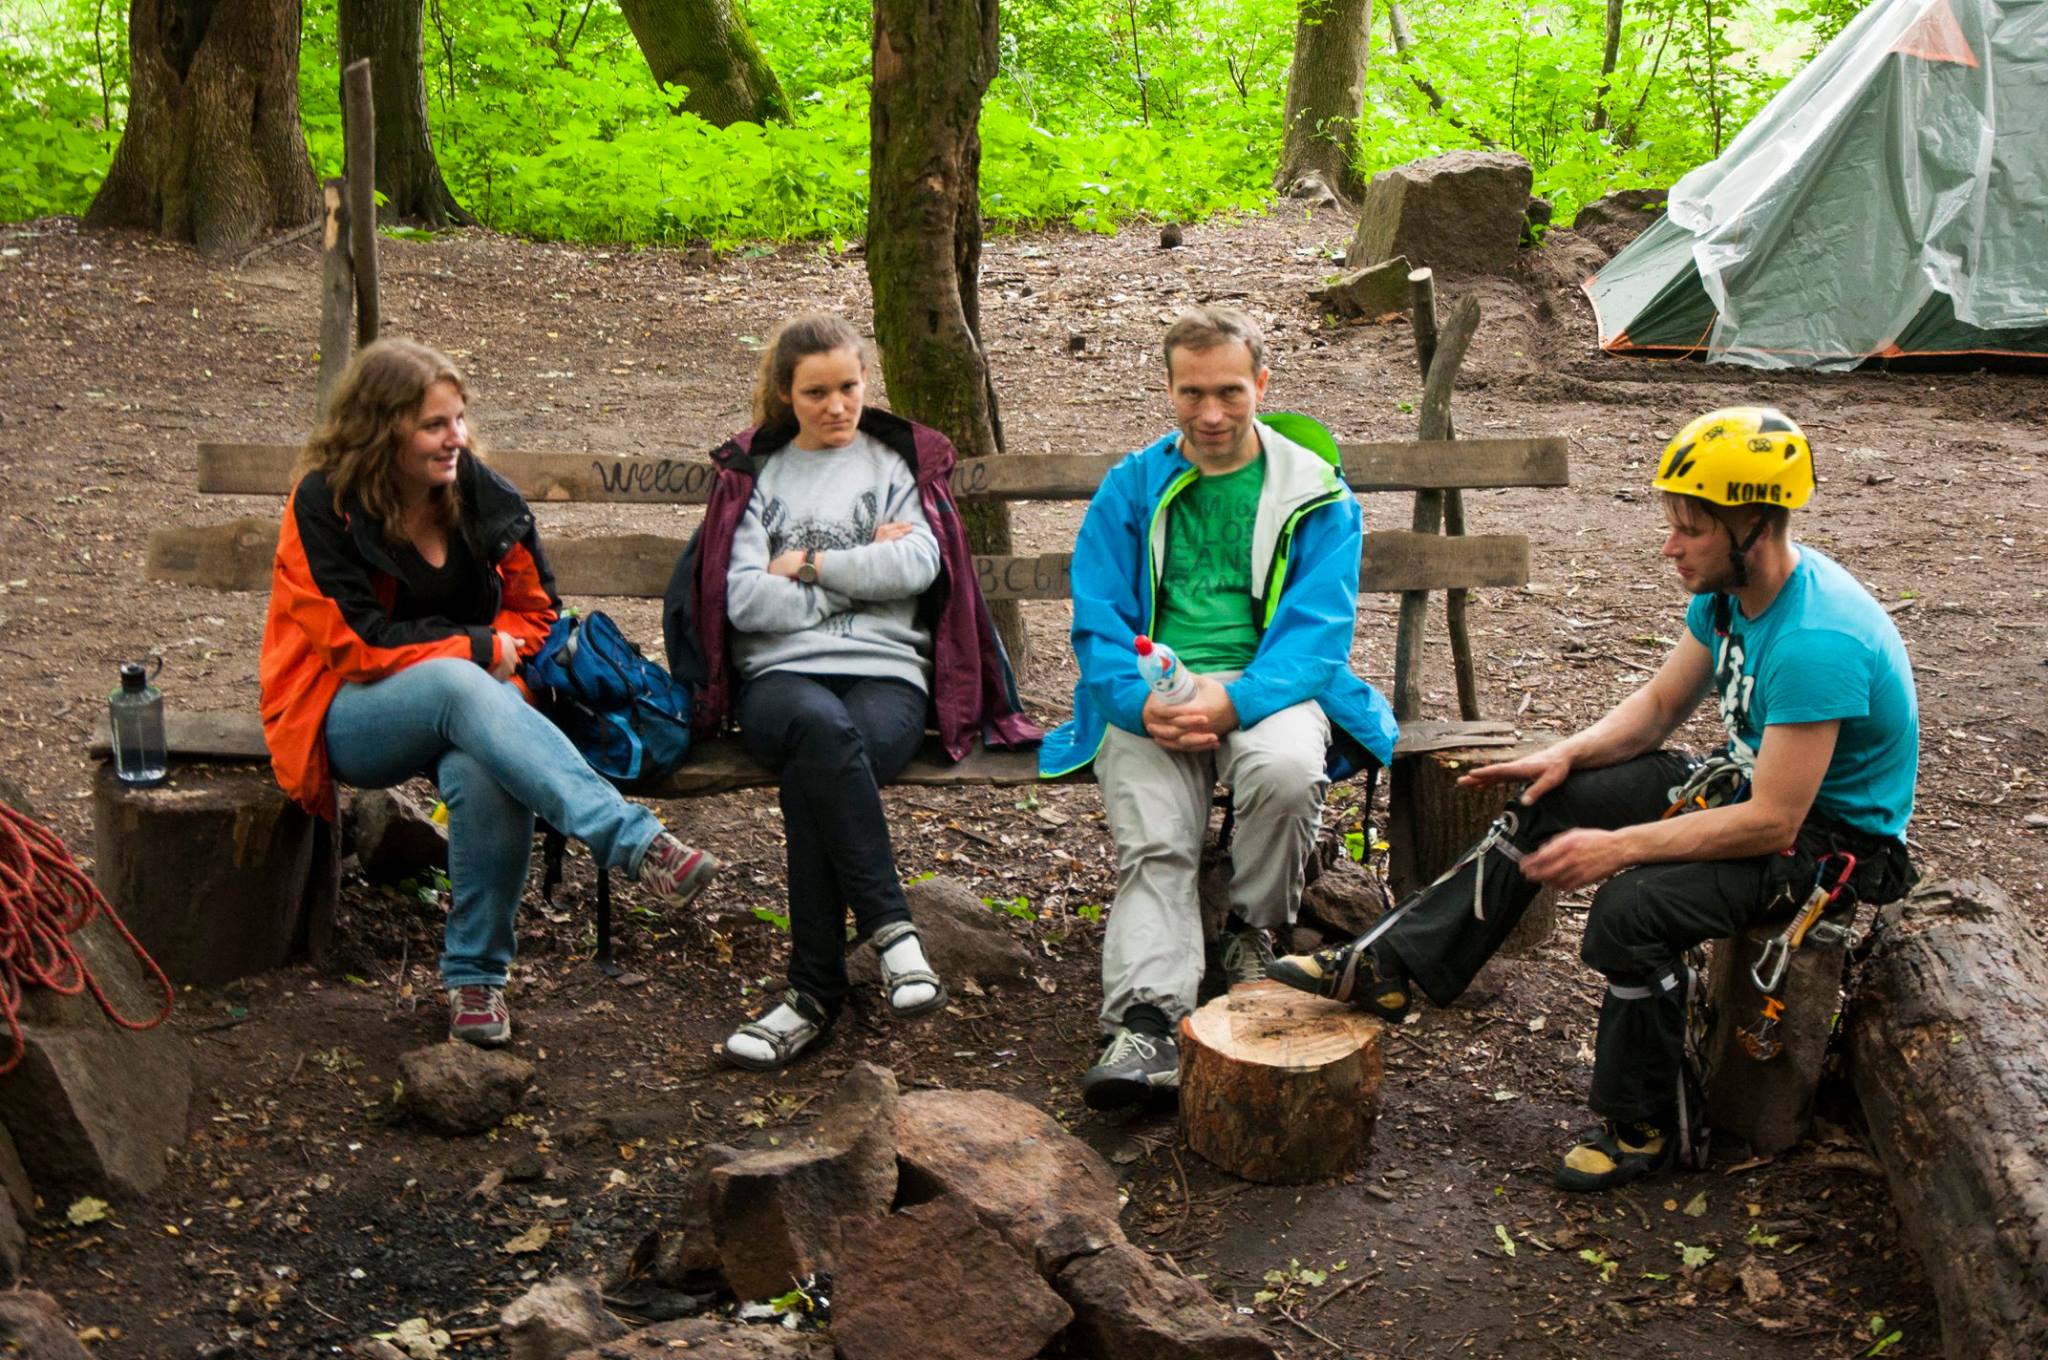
[105,425,1568,975]
[135,434,1568,785]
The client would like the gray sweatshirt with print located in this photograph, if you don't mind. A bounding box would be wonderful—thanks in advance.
[725,433,941,691]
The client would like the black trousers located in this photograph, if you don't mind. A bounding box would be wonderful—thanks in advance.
[737,671,927,1015]
[1379,752,1908,1125]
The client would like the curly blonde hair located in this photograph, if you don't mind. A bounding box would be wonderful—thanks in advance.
[300,339,479,543]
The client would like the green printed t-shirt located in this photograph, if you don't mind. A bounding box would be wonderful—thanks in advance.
[1153,454,1263,672]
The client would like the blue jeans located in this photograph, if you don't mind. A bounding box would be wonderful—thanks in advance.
[325,657,664,988]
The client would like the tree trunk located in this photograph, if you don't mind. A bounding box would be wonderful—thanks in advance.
[867,0,1027,674]
[1180,980,1384,1184]
[1591,0,1623,131]
[85,0,320,259]
[1387,743,1557,956]
[1847,878,2048,1360]
[338,0,471,225]
[618,0,789,127]
[1273,0,1372,202]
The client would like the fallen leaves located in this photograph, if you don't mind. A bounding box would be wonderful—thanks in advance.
[499,1222,552,1255]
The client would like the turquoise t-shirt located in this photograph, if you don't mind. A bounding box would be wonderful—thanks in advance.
[1153,455,1264,672]
[1684,547,1918,838]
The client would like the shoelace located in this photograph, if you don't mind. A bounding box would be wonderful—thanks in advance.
[1101,1028,1162,1066]
[1219,931,1269,979]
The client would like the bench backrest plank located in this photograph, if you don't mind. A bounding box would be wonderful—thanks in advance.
[194,437,1568,502]
[147,521,1533,600]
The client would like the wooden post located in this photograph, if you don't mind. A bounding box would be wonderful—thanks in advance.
[1408,269,1481,721]
[1390,291,1479,721]
[342,59,381,347]
[316,178,352,417]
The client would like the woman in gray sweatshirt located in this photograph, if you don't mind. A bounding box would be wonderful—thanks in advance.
[720,314,947,1069]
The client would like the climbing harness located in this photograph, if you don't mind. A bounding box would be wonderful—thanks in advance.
[1738,852,1858,1061]
[1661,754,1751,821]
[0,803,174,1075]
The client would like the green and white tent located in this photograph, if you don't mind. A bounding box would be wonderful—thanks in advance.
[1584,0,2048,369]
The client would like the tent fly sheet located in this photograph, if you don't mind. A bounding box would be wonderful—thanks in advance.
[1584,0,2048,369]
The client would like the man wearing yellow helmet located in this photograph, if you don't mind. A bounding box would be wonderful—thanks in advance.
[1273,406,1919,1191]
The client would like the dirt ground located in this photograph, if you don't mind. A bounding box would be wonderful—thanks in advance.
[1,202,2044,1360]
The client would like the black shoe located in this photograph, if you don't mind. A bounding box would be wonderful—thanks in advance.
[1268,936,1412,1021]
[1556,1120,1675,1192]
[1081,1023,1180,1111]
[1216,924,1276,986]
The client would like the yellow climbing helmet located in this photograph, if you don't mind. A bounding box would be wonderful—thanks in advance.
[1652,407,1814,510]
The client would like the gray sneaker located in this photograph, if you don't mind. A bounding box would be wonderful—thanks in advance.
[1081,1026,1180,1111]
[1218,925,1276,986]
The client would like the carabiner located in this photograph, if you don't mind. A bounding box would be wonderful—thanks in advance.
[1750,936,1791,994]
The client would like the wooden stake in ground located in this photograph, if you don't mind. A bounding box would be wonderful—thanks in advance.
[1407,268,1480,721]
[1179,980,1384,1184]
[316,178,352,416]
[342,59,380,348]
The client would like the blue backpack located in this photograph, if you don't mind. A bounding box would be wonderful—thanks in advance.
[524,609,692,785]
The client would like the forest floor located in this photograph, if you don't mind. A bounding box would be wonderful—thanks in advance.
[1,203,2044,1360]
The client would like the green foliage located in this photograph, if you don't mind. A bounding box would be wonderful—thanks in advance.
[0,0,125,219]
[4,0,1875,243]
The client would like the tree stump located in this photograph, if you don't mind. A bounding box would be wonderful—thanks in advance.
[1846,878,2048,1360]
[91,764,337,986]
[1388,742,1557,955]
[1179,980,1384,1184]
[1702,922,1847,1156]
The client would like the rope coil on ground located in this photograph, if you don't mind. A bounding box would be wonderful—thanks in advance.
[0,803,174,1075]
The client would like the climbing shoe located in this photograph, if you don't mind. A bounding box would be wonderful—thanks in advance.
[1267,936,1411,1022]
[1217,924,1276,987]
[1081,1007,1181,1111]
[1556,1120,1675,1192]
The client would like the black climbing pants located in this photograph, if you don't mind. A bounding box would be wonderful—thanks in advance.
[1376,752,1911,1126]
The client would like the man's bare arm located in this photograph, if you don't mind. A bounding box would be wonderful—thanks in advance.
[1516,719,1840,891]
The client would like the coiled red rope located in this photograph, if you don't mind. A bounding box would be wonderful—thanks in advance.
[0,802,174,1075]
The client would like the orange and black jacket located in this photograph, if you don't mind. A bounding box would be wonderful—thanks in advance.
[259,452,559,818]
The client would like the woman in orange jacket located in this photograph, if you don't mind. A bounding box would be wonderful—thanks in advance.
[260,339,718,1046]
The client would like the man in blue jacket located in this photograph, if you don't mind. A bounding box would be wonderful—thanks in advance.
[1040,306,1399,1110]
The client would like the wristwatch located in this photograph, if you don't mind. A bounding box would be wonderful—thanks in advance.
[796,549,820,585]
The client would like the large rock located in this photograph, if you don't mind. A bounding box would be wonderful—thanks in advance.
[398,1043,536,1136]
[0,1187,22,1288]
[500,1275,628,1360]
[0,1291,91,1359]
[1345,151,1534,277]
[833,1195,1073,1360]
[709,1062,898,1301]
[1310,257,1412,321]
[1298,854,1388,939]
[564,1317,832,1359]
[1058,1242,1278,1360]
[0,1025,192,1199]
[0,1120,35,1219]
[1572,186,1667,234]
[348,786,449,886]
[848,876,1031,989]
[893,1087,1121,1259]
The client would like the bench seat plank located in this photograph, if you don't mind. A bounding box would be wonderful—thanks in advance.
[195,437,1568,501]
[147,523,1531,599]
[94,712,1524,791]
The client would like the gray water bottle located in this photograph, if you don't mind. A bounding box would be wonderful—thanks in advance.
[110,659,168,788]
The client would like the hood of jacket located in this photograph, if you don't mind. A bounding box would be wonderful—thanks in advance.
[668,408,1041,760]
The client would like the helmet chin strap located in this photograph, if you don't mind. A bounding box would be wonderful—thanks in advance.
[1726,514,1770,589]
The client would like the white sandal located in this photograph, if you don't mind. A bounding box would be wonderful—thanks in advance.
[721,990,830,1071]
[874,921,947,1018]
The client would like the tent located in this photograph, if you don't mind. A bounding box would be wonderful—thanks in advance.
[1584,0,2048,370]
